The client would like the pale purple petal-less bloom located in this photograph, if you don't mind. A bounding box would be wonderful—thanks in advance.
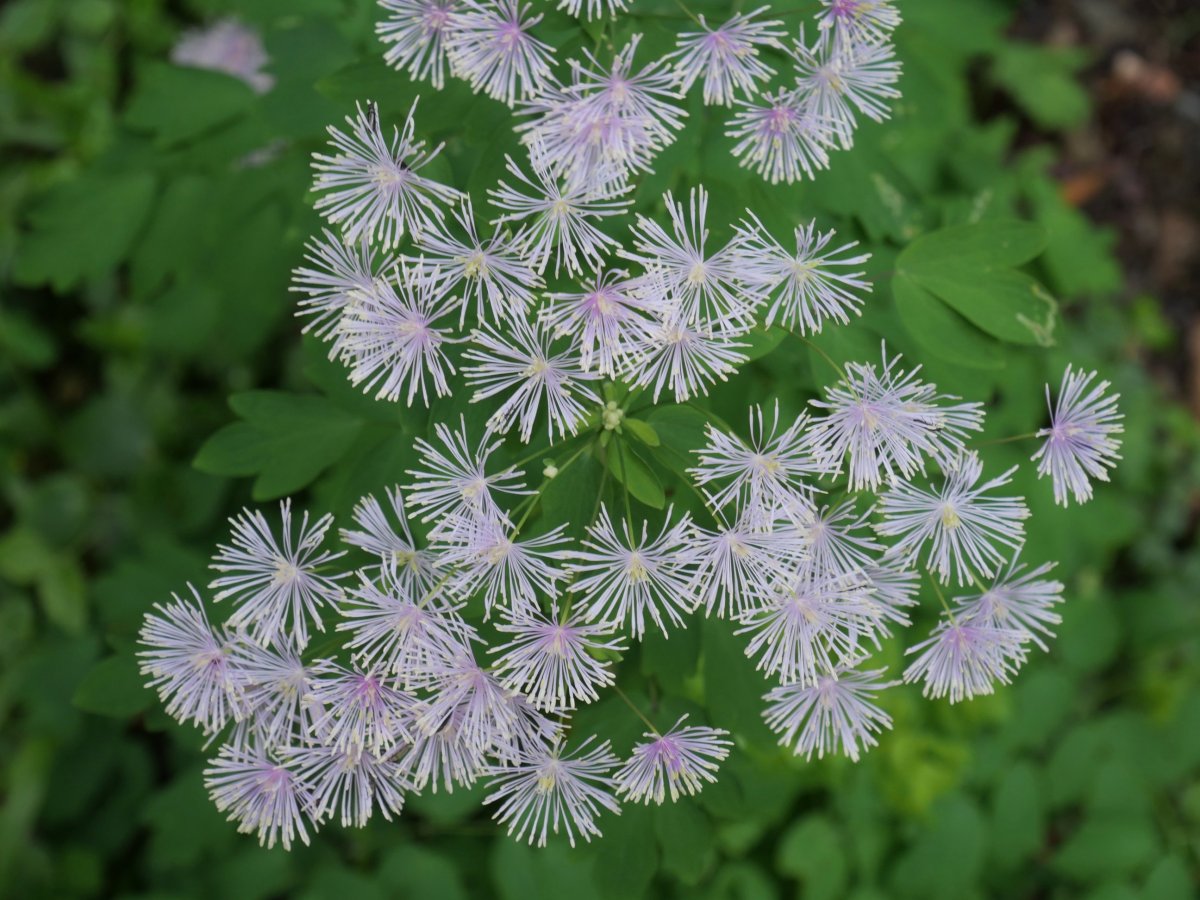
[1032,365,1123,506]
[615,715,732,804]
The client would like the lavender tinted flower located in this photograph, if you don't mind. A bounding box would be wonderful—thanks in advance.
[690,403,823,523]
[734,214,872,333]
[340,486,437,595]
[485,735,622,846]
[490,604,626,710]
[736,566,882,685]
[286,742,408,827]
[312,100,460,247]
[763,663,896,761]
[903,615,1029,703]
[139,586,242,734]
[619,301,749,403]
[520,36,684,190]
[405,415,531,528]
[308,661,415,754]
[818,0,901,48]
[807,346,986,491]
[204,743,314,850]
[463,315,601,443]
[377,0,460,89]
[397,702,486,792]
[954,554,1064,652]
[336,573,475,680]
[1032,365,1123,506]
[794,499,883,580]
[435,517,569,616]
[488,154,631,276]
[727,88,834,184]
[231,637,316,749]
[876,452,1030,585]
[171,17,274,93]
[447,0,556,107]
[290,229,393,339]
[333,261,459,405]
[416,651,530,762]
[567,505,696,639]
[209,500,346,651]
[412,195,541,324]
[615,715,732,804]
[621,187,754,325]
[665,9,785,106]
[685,511,804,618]
[791,28,901,148]
[541,269,654,376]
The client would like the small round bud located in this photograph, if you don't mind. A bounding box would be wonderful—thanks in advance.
[543,463,559,479]
[602,402,625,431]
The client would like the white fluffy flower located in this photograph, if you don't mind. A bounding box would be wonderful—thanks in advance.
[312,100,460,247]
[463,315,601,443]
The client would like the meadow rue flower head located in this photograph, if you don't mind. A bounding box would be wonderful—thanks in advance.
[141,0,1128,853]
[171,17,274,93]
[1032,365,1124,506]
[615,715,732,805]
[312,99,461,248]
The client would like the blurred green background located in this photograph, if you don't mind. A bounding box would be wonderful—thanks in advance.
[2,0,1199,898]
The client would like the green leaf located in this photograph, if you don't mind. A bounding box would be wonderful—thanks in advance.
[124,62,257,147]
[1052,817,1159,881]
[900,220,1047,270]
[989,762,1044,868]
[14,172,157,292]
[895,220,1057,347]
[194,391,364,500]
[379,846,467,900]
[644,405,709,475]
[623,418,660,447]
[594,805,657,900]
[655,801,715,885]
[893,273,1006,369]
[701,618,772,743]
[991,44,1090,129]
[73,654,151,718]
[776,815,848,900]
[608,440,665,510]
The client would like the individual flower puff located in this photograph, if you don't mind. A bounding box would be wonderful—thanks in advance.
[615,715,732,804]
[377,0,460,89]
[566,505,696,639]
[138,586,244,735]
[763,662,897,761]
[312,99,461,248]
[333,261,460,406]
[204,743,316,850]
[665,8,786,107]
[209,500,347,651]
[1031,365,1123,506]
[490,604,626,710]
[484,735,622,846]
[903,614,1029,704]
[447,0,556,107]
[876,452,1030,585]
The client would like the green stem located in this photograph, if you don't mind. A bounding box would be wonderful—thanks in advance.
[612,684,659,735]
[927,571,955,621]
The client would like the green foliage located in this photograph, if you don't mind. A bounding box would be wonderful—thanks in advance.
[3,0,1199,898]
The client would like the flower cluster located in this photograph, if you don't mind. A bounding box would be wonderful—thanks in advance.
[143,0,1128,853]
[140,353,1121,846]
